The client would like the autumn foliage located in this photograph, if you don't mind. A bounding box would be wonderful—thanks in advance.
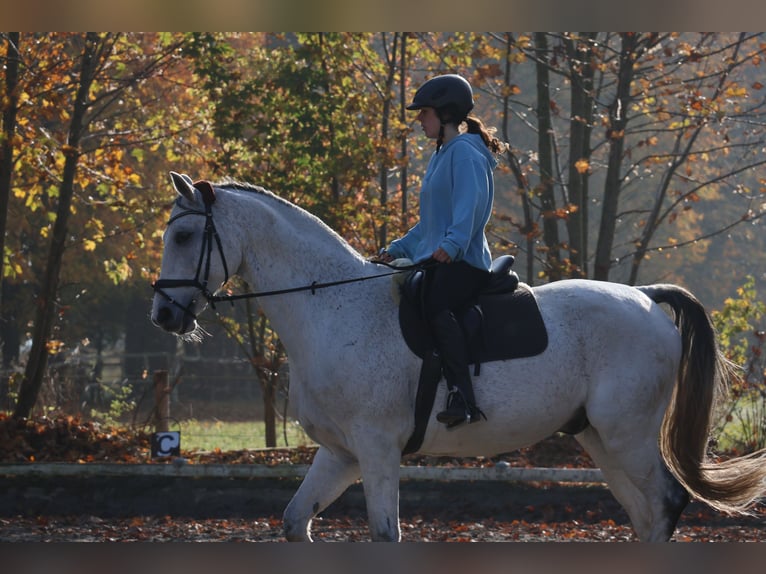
[3,32,766,431]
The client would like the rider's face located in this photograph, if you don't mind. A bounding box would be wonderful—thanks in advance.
[416,107,441,140]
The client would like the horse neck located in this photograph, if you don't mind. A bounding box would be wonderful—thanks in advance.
[223,188,377,349]
[228,189,366,286]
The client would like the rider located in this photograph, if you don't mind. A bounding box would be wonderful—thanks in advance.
[379,74,506,427]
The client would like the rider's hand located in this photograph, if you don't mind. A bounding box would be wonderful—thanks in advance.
[377,250,395,263]
[432,247,452,263]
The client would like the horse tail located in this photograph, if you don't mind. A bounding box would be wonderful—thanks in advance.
[637,284,766,514]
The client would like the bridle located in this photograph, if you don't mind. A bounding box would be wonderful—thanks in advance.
[152,180,430,323]
[152,181,229,321]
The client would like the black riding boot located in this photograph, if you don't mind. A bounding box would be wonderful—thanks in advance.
[430,310,486,427]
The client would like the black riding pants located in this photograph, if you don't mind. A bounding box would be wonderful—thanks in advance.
[422,261,489,321]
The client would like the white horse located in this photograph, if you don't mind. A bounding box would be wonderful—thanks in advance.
[151,172,766,542]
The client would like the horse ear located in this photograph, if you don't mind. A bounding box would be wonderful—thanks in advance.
[170,171,197,202]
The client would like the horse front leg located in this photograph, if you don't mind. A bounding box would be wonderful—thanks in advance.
[356,438,403,542]
[282,445,360,542]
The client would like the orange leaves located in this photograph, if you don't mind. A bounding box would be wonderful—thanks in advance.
[542,204,579,221]
[574,158,590,174]
[0,413,151,463]
[501,83,522,98]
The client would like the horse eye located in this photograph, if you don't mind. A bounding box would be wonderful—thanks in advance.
[174,231,193,245]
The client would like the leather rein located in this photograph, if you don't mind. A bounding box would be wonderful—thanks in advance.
[152,180,426,321]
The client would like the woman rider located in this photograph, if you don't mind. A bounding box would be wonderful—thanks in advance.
[379,74,506,427]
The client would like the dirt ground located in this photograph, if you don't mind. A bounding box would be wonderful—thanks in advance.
[1,499,764,542]
[1,416,764,542]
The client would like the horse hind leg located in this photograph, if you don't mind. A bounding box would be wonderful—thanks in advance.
[282,446,360,542]
[576,426,689,542]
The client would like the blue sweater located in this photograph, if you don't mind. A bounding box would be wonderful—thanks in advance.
[388,133,497,271]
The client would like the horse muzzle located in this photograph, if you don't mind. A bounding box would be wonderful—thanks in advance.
[151,286,199,335]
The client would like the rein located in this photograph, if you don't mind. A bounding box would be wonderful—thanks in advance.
[152,181,430,320]
[208,262,420,305]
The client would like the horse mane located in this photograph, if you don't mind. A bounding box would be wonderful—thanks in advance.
[215,177,277,199]
[213,178,365,262]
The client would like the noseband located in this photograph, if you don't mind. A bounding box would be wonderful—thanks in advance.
[152,181,230,321]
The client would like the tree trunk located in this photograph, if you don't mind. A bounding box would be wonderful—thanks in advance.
[13,33,101,419]
[377,33,399,250]
[593,33,639,281]
[399,32,409,220]
[500,34,534,284]
[564,33,596,279]
[263,368,277,447]
[245,297,281,448]
[1,33,20,408]
[534,33,561,281]
[0,33,19,297]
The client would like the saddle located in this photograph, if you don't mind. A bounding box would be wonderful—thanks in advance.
[399,255,549,454]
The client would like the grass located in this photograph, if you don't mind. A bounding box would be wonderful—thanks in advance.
[177,419,315,452]
[714,396,766,454]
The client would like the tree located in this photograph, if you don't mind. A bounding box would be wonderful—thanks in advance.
[4,31,766,426]
[593,33,661,280]
[487,32,766,300]
[624,33,766,286]
[534,32,562,280]
[183,32,417,444]
[563,32,597,278]
[0,33,19,295]
[7,33,204,418]
[0,33,20,408]
[13,33,103,418]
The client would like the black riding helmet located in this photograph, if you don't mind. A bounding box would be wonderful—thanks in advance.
[407,74,474,122]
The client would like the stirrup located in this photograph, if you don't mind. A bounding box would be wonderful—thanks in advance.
[436,391,486,428]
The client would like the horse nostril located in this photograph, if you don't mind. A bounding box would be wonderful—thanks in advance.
[154,306,173,326]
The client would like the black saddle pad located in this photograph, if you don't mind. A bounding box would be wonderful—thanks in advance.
[399,281,548,455]
[399,282,548,365]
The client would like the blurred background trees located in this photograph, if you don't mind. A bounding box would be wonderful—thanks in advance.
[2,32,765,447]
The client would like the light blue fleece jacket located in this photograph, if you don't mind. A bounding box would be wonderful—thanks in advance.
[387,133,497,271]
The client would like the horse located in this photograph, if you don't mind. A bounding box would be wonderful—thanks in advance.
[151,172,766,542]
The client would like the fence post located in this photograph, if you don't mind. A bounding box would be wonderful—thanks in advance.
[153,370,170,433]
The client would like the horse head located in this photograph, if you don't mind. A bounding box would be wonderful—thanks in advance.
[151,172,231,339]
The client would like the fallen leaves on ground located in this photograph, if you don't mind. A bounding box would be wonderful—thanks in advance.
[2,414,764,542]
[1,509,764,542]
[0,413,595,468]
[0,414,151,463]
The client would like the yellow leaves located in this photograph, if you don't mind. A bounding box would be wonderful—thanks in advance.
[104,257,133,284]
[574,159,590,174]
[515,35,532,49]
[724,83,747,98]
[46,340,66,355]
[83,239,97,252]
